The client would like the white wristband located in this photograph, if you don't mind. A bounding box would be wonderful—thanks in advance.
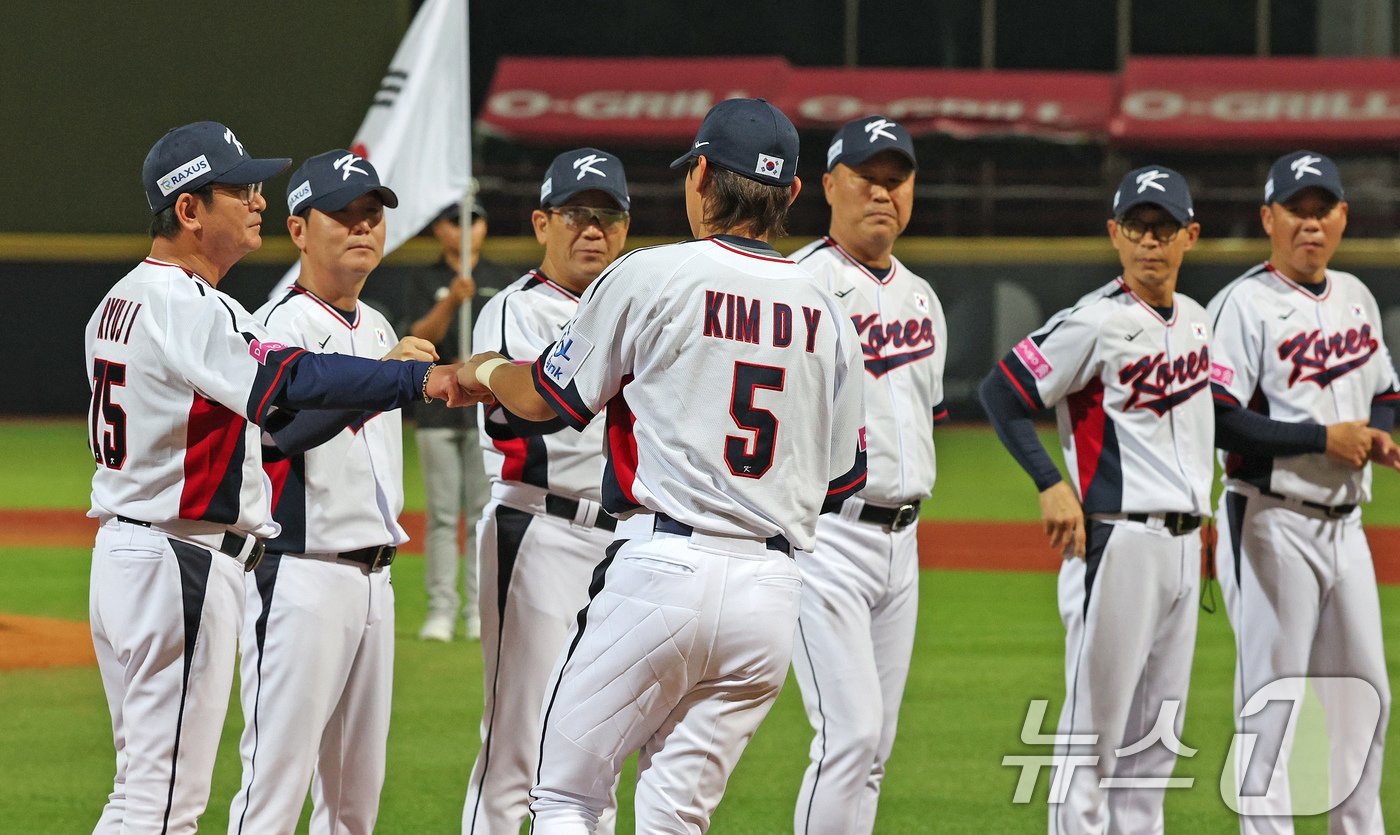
[475,357,511,389]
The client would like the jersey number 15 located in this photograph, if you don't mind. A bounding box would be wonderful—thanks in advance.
[89,358,127,470]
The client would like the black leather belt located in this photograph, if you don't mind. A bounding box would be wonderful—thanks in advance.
[116,515,266,571]
[1259,489,1357,519]
[544,493,616,531]
[856,500,921,531]
[653,513,793,556]
[336,544,397,572]
[1126,512,1202,536]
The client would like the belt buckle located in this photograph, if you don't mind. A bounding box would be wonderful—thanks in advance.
[369,545,393,572]
[891,503,918,531]
[245,540,266,573]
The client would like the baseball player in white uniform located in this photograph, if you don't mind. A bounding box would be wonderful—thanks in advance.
[788,115,947,835]
[462,148,631,835]
[86,122,467,834]
[980,167,1214,834]
[228,150,427,834]
[1208,151,1400,834]
[458,98,868,834]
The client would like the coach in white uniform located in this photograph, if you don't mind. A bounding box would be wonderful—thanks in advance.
[462,148,630,835]
[459,98,868,834]
[227,150,427,834]
[1208,151,1400,834]
[788,115,947,835]
[86,122,465,834]
[980,167,1214,834]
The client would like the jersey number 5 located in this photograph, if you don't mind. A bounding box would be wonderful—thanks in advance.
[726,362,785,479]
[90,358,127,470]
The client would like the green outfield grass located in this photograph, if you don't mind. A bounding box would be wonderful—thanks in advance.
[5,419,1398,525]
[1,548,1398,832]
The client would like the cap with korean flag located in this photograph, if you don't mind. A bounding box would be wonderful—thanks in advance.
[1264,150,1344,205]
[1111,165,1194,225]
[826,115,917,172]
[142,121,291,214]
[670,98,799,187]
[285,149,399,217]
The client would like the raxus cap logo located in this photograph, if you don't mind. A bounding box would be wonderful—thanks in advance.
[756,153,784,179]
[158,155,211,196]
[287,179,313,214]
[540,177,553,202]
[573,154,607,179]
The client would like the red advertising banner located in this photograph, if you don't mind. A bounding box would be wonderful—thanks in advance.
[481,56,1400,150]
[480,57,1113,144]
[1113,57,1400,149]
[784,67,1115,142]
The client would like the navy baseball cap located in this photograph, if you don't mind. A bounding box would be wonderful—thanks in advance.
[826,115,917,172]
[1111,165,1194,224]
[142,121,291,214]
[286,149,399,217]
[1264,150,1344,205]
[670,98,800,187]
[540,148,630,211]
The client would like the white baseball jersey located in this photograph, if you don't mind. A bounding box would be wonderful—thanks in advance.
[1208,263,1400,506]
[86,258,299,539]
[531,236,867,552]
[998,278,1214,515]
[474,270,607,502]
[254,286,407,553]
[792,237,948,505]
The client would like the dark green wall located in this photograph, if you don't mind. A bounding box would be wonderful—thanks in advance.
[0,1,412,234]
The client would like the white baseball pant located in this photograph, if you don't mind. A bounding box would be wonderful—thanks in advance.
[463,496,616,835]
[90,517,245,834]
[530,516,803,834]
[1217,488,1389,835]
[228,552,395,835]
[1050,517,1200,835]
[791,507,919,835]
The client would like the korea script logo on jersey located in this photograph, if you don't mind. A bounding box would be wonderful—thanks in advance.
[852,314,936,378]
[1119,346,1211,416]
[1277,325,1379,387]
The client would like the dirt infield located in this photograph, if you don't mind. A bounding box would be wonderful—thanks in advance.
[2,508,1397,671]
[0,614,95,669]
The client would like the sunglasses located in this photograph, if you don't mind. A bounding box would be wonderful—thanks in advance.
[212,182,264,206]
[550,206,629,230]
[1116,218,1184,243]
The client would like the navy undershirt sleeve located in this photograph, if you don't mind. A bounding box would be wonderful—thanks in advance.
[1213,400,1328,457]
[978,369,1063,491]
[275,354,430,412]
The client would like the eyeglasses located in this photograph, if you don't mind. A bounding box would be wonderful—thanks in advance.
[1117,218,1184,243]
[550,206,629,230]
[212,182,264,206]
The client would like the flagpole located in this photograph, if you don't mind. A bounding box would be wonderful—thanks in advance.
[457,0,474,364]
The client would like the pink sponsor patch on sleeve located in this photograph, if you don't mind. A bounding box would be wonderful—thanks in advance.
[1013,338,1053,380]
[858,426,868,451]
[1210,362,1234,386]
[248,339,288,365]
